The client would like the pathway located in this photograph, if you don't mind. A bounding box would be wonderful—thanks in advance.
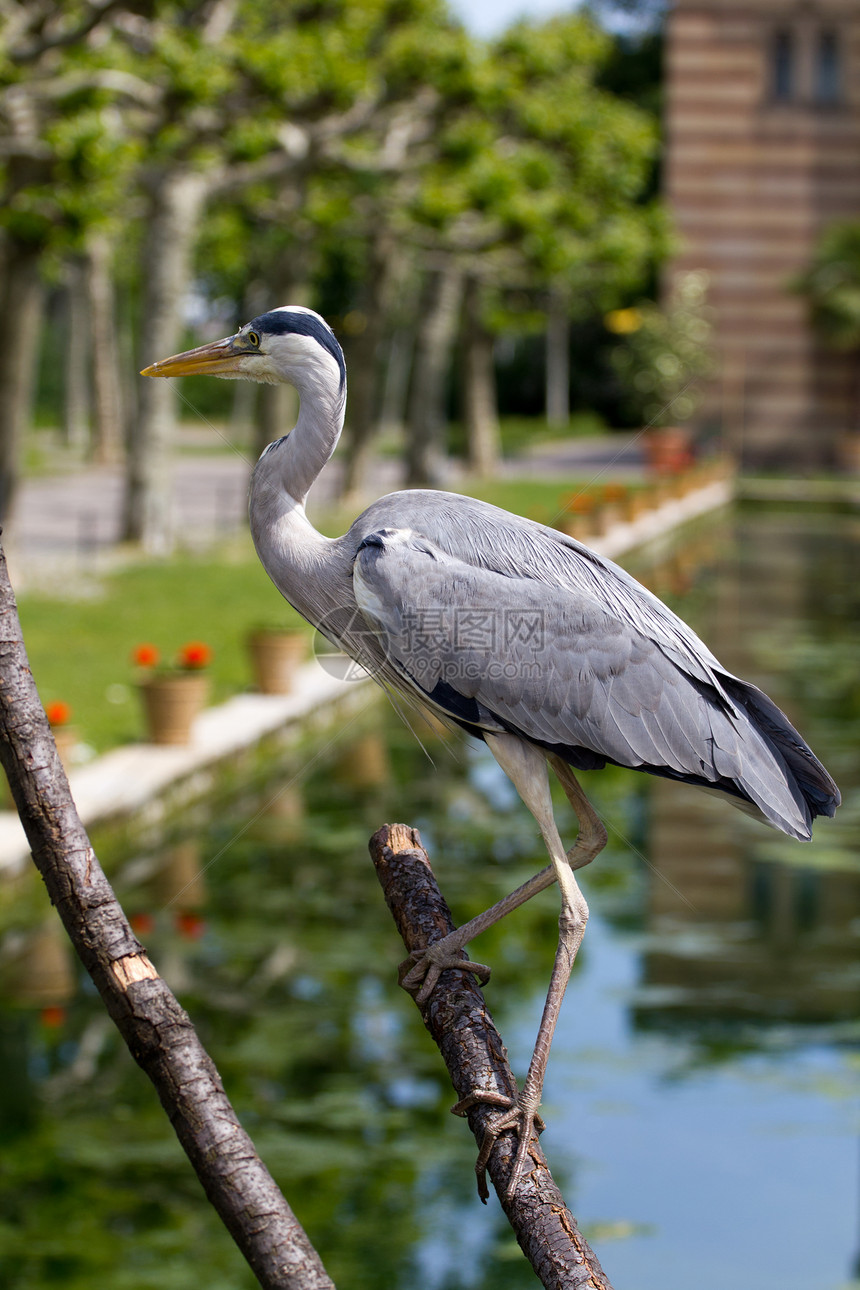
[5,430,645,588]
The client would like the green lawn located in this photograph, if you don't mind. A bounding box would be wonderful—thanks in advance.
[19,473,597,756]
[454,477,583,527]
[18,535,307,754]
[446,411,609,459]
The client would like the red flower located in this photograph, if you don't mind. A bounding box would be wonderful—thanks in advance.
[132,643,160,668]
[46,700,72,727]
[175,912,206,940]
[40,1005,67,1028]
[177,641,212,671]
[130,912,155,936]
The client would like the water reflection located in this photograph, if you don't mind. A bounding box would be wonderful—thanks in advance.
[638,777,860,1033]
[0,510,857,1290]
[1,920,75,1009]
[626,513,860,1042]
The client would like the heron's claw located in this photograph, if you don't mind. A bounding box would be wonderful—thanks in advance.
[399,944,491,1004]
[451,1090,545,1202]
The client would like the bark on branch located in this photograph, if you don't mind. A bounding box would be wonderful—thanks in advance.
[370,823,613,1290]
[0,539,334,1290]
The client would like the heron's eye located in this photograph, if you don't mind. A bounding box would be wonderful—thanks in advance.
[247,331,260,347]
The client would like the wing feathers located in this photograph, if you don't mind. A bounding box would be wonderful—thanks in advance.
[352,526,836,839]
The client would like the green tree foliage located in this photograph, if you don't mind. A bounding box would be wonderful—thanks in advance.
[1,0,668,519]
[608,270,713,427]
[0,4,148,259]
[404,12,666,316]
[795,220,860,352]
[196,6,665,342]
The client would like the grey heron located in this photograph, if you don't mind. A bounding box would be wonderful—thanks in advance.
[143,306,840,1200]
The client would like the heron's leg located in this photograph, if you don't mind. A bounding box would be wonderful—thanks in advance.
[402,755,607,1003]
[548,754,608,871]
[399,861,557,1001]
[450,736,606,1200]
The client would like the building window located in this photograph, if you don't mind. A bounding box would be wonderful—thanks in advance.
[815,30,841,103]
[771,29,795,101]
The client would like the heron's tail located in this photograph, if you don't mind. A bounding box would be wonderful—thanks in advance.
[724,678,841,838]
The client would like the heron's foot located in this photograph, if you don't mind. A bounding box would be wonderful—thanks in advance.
[399,943,491,1004]
[451,1090,546,1203]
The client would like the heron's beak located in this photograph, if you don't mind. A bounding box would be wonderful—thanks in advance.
[140,335,245,378]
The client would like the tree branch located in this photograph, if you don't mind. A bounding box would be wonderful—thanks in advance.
[0,538,334,1290]
[8,0,125,65]
[370,823,613,1290]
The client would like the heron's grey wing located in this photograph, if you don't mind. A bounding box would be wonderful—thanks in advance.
[352,529,814,840]
[353,491,731,697]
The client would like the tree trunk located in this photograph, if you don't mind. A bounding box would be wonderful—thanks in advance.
[405,263,463,487]
[255,382,299,461]
[339,323,380,499]
[379,324,414,439]
[123,168,209,551]
[462,276,500,477]
[230,377,255,446]
[340,228,401,499]
[62,258,91,452]
[252,274,308,461]
[545,290,570,428]
[0,237,44,521]
[86,232,124,464]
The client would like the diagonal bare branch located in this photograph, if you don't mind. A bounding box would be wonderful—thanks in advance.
[0,538,335,1290]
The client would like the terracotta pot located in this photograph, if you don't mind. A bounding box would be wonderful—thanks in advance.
[247,629,307,695]
[644,426,694,476]
[140,674,209,745]
[52,725,78,772]
[559,514,595,543]
[600,502,624,531]
[332,733,390,789]
[624,492,649,522]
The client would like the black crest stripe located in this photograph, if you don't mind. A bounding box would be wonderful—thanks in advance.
[249,310,346,391]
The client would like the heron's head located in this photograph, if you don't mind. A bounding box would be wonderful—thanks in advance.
[141,306,346,394]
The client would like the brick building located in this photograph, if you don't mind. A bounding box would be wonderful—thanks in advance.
[665,0,860,468]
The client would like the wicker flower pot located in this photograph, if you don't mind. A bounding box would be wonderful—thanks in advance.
[140,674,209,746]
[247,629,307,695]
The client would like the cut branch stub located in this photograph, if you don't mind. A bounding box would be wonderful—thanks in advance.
[370,823,613,1290]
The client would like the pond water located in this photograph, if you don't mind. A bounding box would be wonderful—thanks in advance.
[0,508,858,1290]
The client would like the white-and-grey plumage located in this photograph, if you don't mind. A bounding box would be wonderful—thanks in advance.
[144,304,840,1198]
[350,513,836,840]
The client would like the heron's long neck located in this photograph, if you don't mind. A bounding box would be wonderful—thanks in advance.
[248,371,347,625]
[271,366,345,505]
